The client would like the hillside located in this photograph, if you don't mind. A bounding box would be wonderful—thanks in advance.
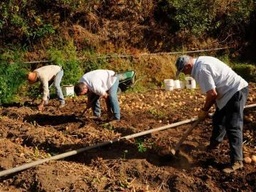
[1,0,256,61]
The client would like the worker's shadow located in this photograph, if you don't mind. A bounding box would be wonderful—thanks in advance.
[23,101,38,108]
[23,114,83,126]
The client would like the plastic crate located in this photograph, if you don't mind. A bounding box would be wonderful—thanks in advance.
[117,70,136,92]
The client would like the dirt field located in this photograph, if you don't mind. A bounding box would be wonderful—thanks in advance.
[0,83,255,192]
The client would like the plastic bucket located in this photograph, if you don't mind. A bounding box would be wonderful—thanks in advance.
[62,85,74,96]
[185,77,196,89]
[180,81,185,89]
[174,80,181,89]
[164,79,174,91]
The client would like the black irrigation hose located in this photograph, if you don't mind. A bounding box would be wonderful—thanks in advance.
[0,103,255,177]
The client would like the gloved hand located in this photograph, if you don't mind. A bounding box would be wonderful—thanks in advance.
[198,109,208,121]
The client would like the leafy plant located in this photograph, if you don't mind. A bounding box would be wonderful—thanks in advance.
[135,138,147,153]
[148,108,165,119]
[48,42,83,85]
[0,60,27,104]
[100,122,114,130]
[80,51,109,73]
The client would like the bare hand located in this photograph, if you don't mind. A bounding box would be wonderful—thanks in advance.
[102,93,108,99]
[197,109,208,121]
[38,104,44,111]
[38,100,45,111]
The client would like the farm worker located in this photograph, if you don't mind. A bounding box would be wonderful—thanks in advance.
[175,55,248,174]
[27,65,65,111]
[74,69,120,121]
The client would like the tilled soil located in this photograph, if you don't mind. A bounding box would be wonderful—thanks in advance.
[0,83,255,192]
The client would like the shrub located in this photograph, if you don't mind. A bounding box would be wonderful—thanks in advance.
[48,42,84,85]
[233,64,256,82]
[0,61,27,104]
[80,51,109,73]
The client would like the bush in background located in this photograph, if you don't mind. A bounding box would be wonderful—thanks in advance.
[0,61,27,104]
[233,64,256,83]
[47,42,84,85]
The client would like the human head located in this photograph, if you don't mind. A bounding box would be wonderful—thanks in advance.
[175,55,191,78]
[27,72,38,84]
[74,82,88,96]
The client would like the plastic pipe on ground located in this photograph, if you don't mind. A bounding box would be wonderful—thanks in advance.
[0,103,255,177]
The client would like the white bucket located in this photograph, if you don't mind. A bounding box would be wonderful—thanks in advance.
[180,81,185,89]
[174,80,181,89]
[185,77,196,89]
[164,79,174,91]
[62,85,74,96]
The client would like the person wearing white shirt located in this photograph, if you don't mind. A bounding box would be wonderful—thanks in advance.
[27,65,65,111]
[176,55,248,174]
[74,69,120,121]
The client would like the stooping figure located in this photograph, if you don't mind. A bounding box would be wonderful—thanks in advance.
[27,65,65,111]
[74,69,120,121]
[175,55,248,173]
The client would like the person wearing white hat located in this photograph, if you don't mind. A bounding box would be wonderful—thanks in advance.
[27,65,65,111]
[175,55,248,174]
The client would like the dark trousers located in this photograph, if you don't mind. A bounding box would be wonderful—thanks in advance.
[211,87,249,163]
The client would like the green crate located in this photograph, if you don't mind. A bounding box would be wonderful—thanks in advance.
[117,70,136,91]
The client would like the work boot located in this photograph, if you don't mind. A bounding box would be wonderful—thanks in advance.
[59,103,65,108]
[90,115,103,122]
[106,115,120,123]
[222,161,243,174]
[206,141,221,151]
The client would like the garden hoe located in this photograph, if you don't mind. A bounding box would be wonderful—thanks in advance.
[75,105,92,127]
[169,104,256,158]
[75,97,101,127]
[171,119,201,156]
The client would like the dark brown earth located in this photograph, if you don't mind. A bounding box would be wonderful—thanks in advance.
[0,83,255,192]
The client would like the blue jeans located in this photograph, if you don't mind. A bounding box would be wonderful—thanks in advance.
[88,77,120,120]
[54,69,65,104]
[211,87,248,163]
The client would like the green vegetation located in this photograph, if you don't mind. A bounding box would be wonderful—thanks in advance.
[135,138,147,153]
[233,64,256,83]
[158,0,254,37]
[0,51,27,104]
[47,42,83,85]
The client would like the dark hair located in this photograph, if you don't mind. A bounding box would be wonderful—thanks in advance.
[74,82,86,96]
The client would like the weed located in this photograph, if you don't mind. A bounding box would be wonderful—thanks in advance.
[135,138,147,153]
[0,60,27,104]
[101,123,114,130]
[33,146,40,158]
[148,108,165,119]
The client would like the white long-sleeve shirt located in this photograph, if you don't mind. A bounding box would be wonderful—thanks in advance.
[34,65,62,101]
[79,69,117,96]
